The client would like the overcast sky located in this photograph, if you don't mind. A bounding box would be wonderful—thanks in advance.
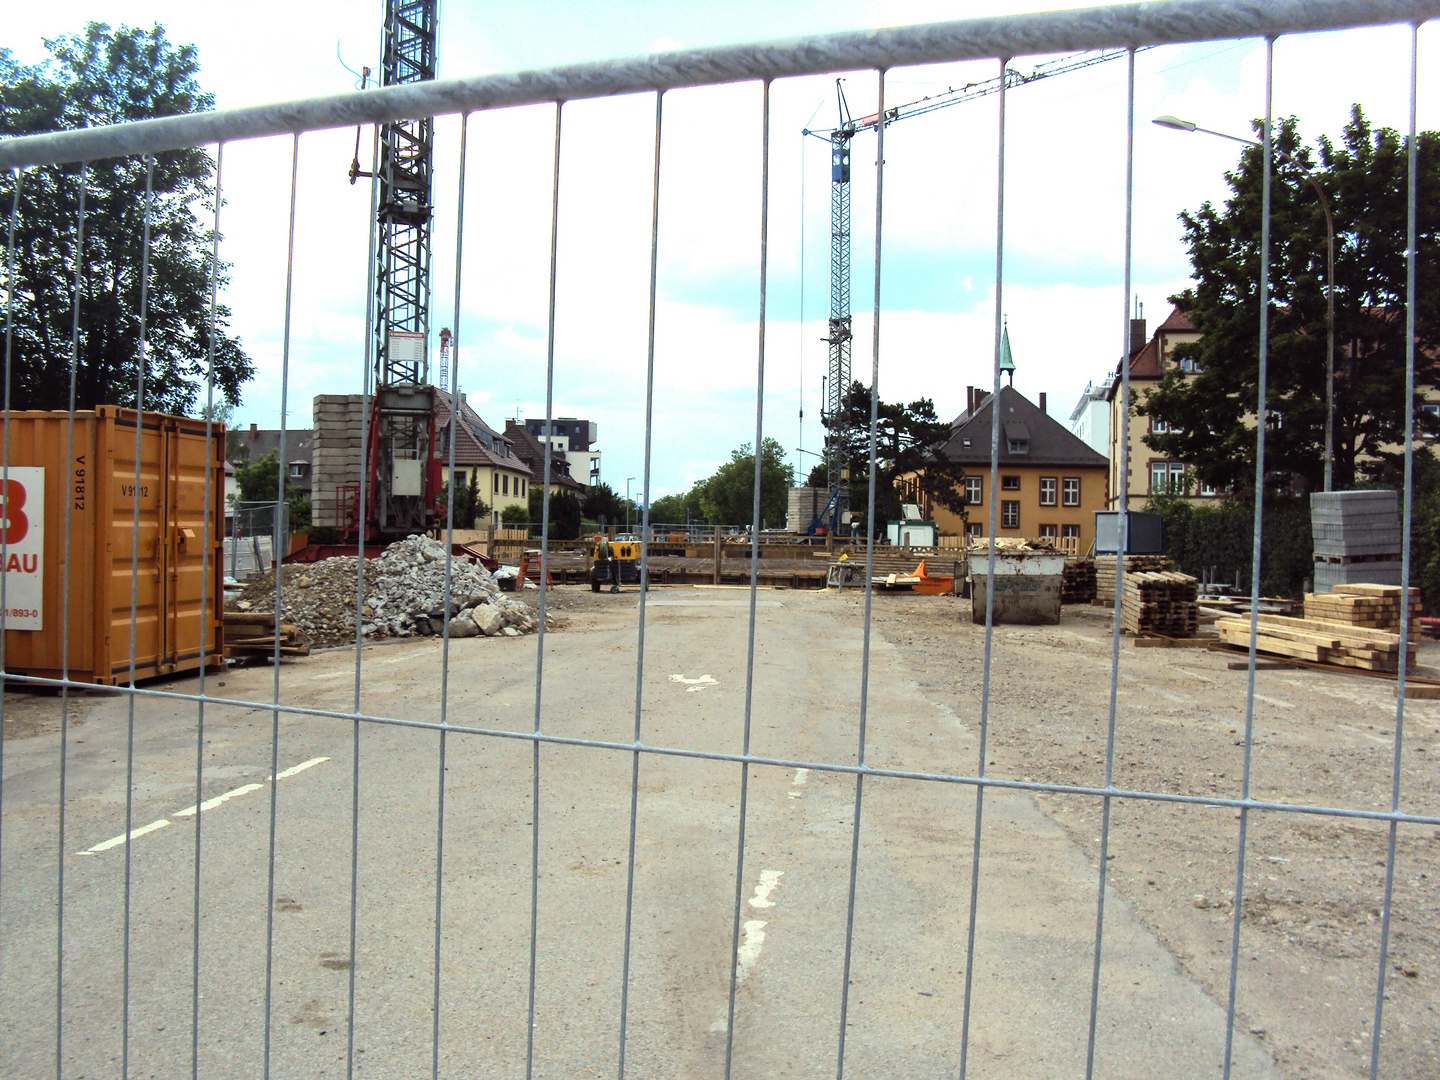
[10,3,1436,500]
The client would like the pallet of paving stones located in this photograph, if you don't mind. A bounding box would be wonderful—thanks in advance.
[1121,571,1199,636]
[1215,612,1416,672]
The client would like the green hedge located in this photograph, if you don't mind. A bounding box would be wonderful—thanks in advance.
[1143,493,1312,598]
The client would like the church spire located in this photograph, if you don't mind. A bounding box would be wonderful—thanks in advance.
[999,319,1016,387]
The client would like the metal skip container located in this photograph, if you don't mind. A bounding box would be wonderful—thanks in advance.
[969,550,1066,625]
[1,408,225,685]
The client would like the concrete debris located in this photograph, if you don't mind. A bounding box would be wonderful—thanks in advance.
[229,534,553,647]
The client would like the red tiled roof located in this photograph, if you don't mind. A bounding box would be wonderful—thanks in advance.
[1157,307,1194,332]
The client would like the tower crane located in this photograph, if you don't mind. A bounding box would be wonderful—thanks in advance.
[801,48,1135,536]
[349,0,442,540]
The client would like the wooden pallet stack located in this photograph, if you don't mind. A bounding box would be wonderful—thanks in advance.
[1062,558,1097,604]
[1304,584,1420,634]
[1094,554,1174,605]
[224,611,309,658]
[1215,613,1417,672]
[1121,571,1199,636]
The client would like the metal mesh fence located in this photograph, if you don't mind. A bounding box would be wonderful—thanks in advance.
[1,2,1439,1078]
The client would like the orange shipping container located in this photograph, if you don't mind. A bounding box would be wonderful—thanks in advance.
[0,407,225,685]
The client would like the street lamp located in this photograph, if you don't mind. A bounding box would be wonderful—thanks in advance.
[626,476,636,532]
[1153,115,1336,491]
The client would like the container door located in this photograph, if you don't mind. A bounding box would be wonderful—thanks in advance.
[108,412,168,679]
[164,417,220,671]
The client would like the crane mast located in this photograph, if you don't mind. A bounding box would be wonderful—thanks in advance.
[369,0,440,538]
[803,49,1134,536]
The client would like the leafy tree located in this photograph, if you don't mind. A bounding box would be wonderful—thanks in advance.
[500,504,530,526]
[693,437,794,527]
[823,381,969,523]
[582,482,627,525]
[805,462,828,488]
[1143,108,1440,492]
[528,485,582,540]
[232,450,308,530]
[649,490,703,525]
[0,23,254,415]
[438,470,489,530]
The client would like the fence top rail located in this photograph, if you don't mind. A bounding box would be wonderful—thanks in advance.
[1,0,1435,170]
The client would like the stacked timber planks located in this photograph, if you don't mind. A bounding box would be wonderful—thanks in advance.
[1062,558,1096,604]
[1215,613,1417,672]
[1121,571,1199,637]
[224,611,309,658]
[1094,554,1174,605]
[1305,584,1420,634]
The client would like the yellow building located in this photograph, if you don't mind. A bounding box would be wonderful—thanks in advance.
[904,385,1109,555]
[434,390,532,526]
[1106,307,1207,509]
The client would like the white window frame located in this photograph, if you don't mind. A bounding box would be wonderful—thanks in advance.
[1039,476,1057,506]
[1062,477,1080,507]
[1001,500,1020,529]
[965,476,983,505]
[1061,523,1081,541]
[1038,523,1058,539]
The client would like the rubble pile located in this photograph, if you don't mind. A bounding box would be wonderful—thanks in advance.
[230,535,549,647]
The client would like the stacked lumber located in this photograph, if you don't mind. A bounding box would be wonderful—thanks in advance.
[1062,558,1096,604]
[1094,554,1174,605]
[1121,571,1199,637]
[224,611,310,658]
[1305,584,1420,634]
[1215,613,1417,672]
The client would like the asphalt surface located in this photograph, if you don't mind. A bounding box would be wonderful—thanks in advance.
[0,586,1278,1078]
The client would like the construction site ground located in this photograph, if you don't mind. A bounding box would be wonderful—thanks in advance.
[0,584,1434,1078]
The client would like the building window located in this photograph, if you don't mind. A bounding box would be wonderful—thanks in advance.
[1179,356,1203,373]
[1149,462,1187,494]
[1002,475,1020,491]
[1062,477,1081,506]
[1039,523,1058,539]
[1151,418,1169,434]
[1061,524,1080,543]
[1039,477,1057,506]
[288,462,304,478]
[503,474,509,495]
[521,479,526,495]
[1001,500,1020,529]
[1007,438,1029,454]
[965,476,983,505]
[494,473,500,492]
[966,522,984,539]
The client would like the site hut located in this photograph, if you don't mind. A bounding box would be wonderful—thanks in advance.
[433,390,531,527]
[920,385,1108,555]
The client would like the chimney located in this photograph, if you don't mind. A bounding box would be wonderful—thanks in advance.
[1039,392,1047,414]
[966,386,974,415]
[1129,318,1146,355]
[249,422,258,439]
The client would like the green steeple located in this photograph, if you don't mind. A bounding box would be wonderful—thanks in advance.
[999,321,1016,385]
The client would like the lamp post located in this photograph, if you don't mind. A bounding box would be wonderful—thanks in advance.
[626,476,636,532]
[1153,115,1336,491]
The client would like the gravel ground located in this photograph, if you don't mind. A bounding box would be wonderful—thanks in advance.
[863,592,1439,1080]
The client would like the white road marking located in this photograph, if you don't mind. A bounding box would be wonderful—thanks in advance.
[274,756,330,780]
[669,673,718,693]
[748,869,783,909]
[83,818,172,854]
[173,783,264,818]
[709,869,785,1032]
[310,670,350,681]
[78,757,330,855]
[378,649,434,665]
[792,768,809,785]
